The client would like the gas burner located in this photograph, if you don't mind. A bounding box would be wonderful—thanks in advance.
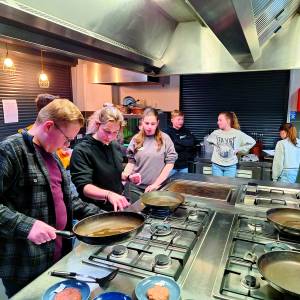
[247,220,264,232]
[145,208,172,218]
[264,242,292,252]
[111,245,128,258]
[154,254,171,269]
[241,275,260,290]
[188,210,200,221]
[150,223,172,236]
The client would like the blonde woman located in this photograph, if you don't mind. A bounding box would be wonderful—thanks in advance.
[0,99,101,297]
[70,107,140,211]
[123,107,177,202]
[273,123,300,183]
[207,111,255,177]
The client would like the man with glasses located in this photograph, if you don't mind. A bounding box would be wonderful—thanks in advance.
[0,99,102,298]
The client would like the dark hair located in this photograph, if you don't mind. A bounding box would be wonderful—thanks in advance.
[219,111,240,130]
[279,123,297,145]
[35,94,59,112]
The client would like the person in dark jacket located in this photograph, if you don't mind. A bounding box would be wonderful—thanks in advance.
[166,110,196,175]
[0,99,102,298]
[70,107,141,211]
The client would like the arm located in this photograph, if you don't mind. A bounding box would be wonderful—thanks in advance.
[272,142,284,181]
[122,162,142,185]
[70,145,128,211]
[237,132,256,154]
[206,132,217,145]
[145,163,174,192]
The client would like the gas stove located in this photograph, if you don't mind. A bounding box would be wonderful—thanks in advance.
[213,214,300,300]
[85,199,214,280]
[235,182,300,211]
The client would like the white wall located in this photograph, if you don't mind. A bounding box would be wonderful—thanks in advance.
[71,60,113,111]
[288,69,300,120]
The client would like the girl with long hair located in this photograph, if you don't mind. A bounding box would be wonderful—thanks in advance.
[123,107,177,202]
[70,106,140,211]
[207,111,255,177]
[273,123,300,183]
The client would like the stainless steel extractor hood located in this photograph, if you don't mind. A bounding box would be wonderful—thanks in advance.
[87,62,167,85]
[0,0,300,76]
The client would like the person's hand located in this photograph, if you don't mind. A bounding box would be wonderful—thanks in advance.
[145,183,160,193]
[129,173,142,185]
[233,149,239,155]
[107,192,130,211]
[27,220,56,245]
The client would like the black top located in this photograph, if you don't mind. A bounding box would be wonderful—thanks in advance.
[70,134,124,210]
[165,126,196,169]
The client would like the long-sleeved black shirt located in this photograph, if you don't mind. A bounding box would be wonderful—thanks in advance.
[70,135,124,210]
[165,126,196,169]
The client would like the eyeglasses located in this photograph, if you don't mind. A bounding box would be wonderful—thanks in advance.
[54,123,74,145]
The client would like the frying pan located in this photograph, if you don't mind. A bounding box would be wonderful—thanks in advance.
[266,208,300,236]
[257,250,300,296]
[56,211,144,245]
[140,191,184,211]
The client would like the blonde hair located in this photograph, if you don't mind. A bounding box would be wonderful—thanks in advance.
[36,98,84,127]
[171,109,184,119]
[134,107,163,151]
[279,123,298,145]
[219,111,240,130]
[87,106,124,134]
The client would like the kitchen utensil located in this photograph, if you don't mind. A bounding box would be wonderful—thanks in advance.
[93,291,132,300]
[50,268,119,287]
[266,207,300,236]
[140,191,184,211]
[135,275,180,300]
[55,211,145,245]
[257,250,300,296]
[42,279,90,300]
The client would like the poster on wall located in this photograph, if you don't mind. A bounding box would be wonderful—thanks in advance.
[2,99,19,123]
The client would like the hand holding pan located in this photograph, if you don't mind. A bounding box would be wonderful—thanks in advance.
[266,208,300,237]
[56,211,145,245]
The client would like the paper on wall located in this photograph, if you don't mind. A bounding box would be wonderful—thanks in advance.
[2,99,19,123]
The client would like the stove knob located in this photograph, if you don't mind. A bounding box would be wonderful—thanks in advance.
[245,275,256,288]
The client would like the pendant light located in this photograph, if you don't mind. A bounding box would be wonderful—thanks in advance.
[38,50,49,88]
[3,43,16,76]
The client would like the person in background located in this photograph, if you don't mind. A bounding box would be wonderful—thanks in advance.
[166,110,196,175]
[279,124,288,140]
[18,93,72,169]
[207,111,255,177]
[70,107,141,211]
[0,99,102,298]
[123,107,177,203]
[272,123,300,183]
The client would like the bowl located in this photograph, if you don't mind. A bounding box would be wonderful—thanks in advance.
[135,275,180,300]
[93,291,132,300]
[42,279,90,300]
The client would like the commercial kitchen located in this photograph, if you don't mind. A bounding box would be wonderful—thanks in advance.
[1,1,300,300]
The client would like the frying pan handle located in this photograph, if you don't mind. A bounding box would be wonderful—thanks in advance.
[55,230,75,238]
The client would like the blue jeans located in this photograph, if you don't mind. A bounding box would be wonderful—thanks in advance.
[170,168,188,177]
[212,163,237,178]
[278,169,298,183]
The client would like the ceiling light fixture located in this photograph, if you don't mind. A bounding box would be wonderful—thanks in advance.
[39,50,49,88]
[3,43,16,76]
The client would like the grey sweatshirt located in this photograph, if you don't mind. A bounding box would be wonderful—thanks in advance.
[127,132,177,186]
[207,128,256,166]
[272,138,300,181]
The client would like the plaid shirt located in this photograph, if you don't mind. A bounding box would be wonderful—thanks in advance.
[0,132,101,283]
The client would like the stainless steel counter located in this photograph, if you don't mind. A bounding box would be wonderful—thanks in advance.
[11,174,300,300]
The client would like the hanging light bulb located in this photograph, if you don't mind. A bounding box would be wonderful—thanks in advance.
[3,43,16,76]
[39,50,49,88]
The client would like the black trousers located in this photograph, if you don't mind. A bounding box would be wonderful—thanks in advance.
[2,278,30,298]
